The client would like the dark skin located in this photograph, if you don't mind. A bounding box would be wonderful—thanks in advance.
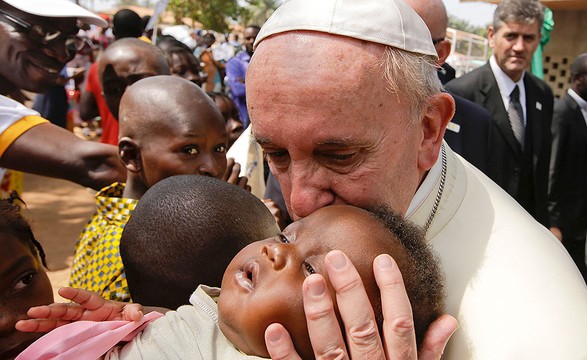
[98,39,171,120]
[213,94,244,149]
[118,75,248,200]
[0,234,53,360]
[219,205,408,359]
[169,50,203,87]
[0,3,125,189]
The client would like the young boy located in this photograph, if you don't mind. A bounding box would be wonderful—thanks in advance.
[21,176,444,359]
[69,75,241,302]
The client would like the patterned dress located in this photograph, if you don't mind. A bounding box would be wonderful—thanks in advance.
[69,183,137,301]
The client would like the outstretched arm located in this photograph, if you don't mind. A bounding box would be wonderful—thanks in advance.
[16,287,145,333]
[265,252,458,360]
[1,123,125,190]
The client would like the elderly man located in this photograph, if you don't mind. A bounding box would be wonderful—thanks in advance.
[0,0,124,190]
[446,0,553,227]
[247,0,587,358]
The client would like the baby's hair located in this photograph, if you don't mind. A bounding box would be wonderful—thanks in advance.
[0,192,47,268]
[120,175,279,309]
[367,206,445,347]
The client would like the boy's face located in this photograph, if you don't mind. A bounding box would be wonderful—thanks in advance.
[127,97,229,186]
[218,205,394,359]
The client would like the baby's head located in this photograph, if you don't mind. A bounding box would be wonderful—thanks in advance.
[120,175,280,309]
[98,38,170,119]
[206,92,244,149]
[118,75,228,198]
[218,205,444,359]
[0,197,52,359]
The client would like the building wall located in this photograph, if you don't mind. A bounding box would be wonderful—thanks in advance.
[543,10,587,98]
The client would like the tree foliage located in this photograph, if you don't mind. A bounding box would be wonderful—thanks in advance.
[166,0,248,32]
[448,15,488,38]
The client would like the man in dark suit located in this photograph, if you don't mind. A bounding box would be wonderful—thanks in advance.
[548,53,587,280]
[406,0,492,174]
[446,0,553,226]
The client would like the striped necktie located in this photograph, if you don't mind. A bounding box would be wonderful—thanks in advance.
[508,85,525,148]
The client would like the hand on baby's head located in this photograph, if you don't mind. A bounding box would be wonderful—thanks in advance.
[217,205,444,358]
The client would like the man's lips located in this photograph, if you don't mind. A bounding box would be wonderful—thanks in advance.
[235,260,259,292]
[26,58,62,75]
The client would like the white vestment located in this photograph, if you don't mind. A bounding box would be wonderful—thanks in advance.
[408,144,587,359]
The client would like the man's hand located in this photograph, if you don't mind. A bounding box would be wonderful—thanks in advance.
[223,158,251,192]
[15,287,144,333]
[265,252,458,360]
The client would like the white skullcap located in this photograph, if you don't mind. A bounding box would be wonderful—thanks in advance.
[254,0,437,58]
[3,0,108,27]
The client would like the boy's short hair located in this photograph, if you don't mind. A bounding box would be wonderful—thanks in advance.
[120,175,280,309]
[367,206,445,346]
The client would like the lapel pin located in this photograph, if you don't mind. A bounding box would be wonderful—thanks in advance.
[536,102,542,111]
[446,122,461,133]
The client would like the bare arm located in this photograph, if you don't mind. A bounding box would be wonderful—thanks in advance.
[79,90,100,121]
[1,123,125,190]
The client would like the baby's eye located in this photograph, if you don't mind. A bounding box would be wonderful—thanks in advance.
[183,146,199,155]
[304,262,316,275]
[278,234,290,243]
[215,144,227,153]
[14,272,35,291]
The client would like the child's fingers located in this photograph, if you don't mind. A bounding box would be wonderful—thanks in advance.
[15,319,73,333]
[123,304,145,322]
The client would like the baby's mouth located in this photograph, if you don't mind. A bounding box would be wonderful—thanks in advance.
[236,261,258,292]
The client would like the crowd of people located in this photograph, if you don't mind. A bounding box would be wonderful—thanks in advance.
[1,0,586,359]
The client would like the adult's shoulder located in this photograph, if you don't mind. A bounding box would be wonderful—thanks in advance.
[524,72,554,99]
[445,63,491,91]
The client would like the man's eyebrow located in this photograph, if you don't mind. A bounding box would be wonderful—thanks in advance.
[315,137,357,146]
[253,135,272,146]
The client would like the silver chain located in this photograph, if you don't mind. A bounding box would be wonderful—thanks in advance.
[423,143,447,233]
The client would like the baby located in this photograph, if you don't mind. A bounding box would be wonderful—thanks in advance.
[18,176,444,359]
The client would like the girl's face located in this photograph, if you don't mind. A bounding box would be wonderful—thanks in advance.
[214,96,244,149]
[0,233,53,359]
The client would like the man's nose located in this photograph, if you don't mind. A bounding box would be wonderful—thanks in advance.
[43,40,74,64]
[263,243,287,271]
[512,36,525,51]
[286,164,335,220]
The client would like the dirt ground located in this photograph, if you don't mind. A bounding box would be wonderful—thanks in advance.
[21,173,96,302]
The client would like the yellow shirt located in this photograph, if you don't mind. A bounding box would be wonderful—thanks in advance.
[69,182,137,301]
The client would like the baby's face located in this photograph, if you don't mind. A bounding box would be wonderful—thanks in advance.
[218,205,392,359]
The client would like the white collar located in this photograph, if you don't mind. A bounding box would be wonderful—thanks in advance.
[406,147,443,218]
[489,55,525,99]
[568,89,587,110]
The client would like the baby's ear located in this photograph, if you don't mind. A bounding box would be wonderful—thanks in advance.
[119,137,141,173]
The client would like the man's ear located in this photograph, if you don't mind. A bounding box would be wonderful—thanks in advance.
[436,40,452,65]
[418,92,455,171]
[487,26,496,49]
[119,137,141,173]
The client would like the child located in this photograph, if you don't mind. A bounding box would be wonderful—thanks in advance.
[20,177,444,359]
[69,75,239,302]
[0,196,53,360]
[207,92,245,150]
[120,175,280,309]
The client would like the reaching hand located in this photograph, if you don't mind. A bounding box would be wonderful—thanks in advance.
[264,252,458,360]
[15,287,144,333]
[223,158,251,192]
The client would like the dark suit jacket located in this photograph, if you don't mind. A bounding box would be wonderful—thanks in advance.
[548,93,587,239]
[446,62,553,226]
[443,94,491,174]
